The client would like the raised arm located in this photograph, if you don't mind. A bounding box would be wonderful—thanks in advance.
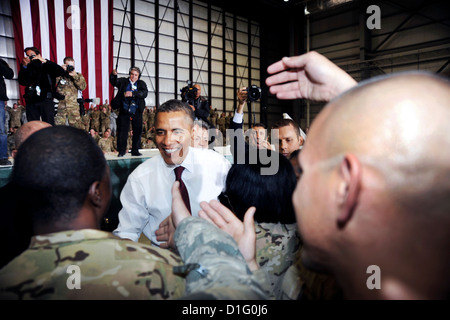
[266,51,357,102]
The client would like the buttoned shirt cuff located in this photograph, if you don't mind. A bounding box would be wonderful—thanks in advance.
[233,110,244,124]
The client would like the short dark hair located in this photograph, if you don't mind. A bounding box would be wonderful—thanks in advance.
[63,56,74,63]
[252,123,266,129]
[271,119,300,138]
[156,99,195,126]
[221,150,297,224]
[24,47,40,55]
[129,66,141,75]
[12,126,107,225]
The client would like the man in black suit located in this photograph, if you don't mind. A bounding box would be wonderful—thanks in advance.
[18,46,65,125]
[110,67,148,157]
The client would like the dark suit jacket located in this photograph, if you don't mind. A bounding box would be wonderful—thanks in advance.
[18,59,64,103]
[109,73,148,113]
[193,97,210,122]
[0,59,14,101]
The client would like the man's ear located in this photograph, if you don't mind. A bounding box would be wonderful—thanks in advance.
[336,153,361,227]
[88,181,102,208]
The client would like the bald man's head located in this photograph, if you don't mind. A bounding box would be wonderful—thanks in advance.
[294,72,450,299]
[305,72,450,208]
[308,72,450,157]
[13,121,52,158]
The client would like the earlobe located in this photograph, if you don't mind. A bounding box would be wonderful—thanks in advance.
[89,181,102,208]
[336,154,361,227]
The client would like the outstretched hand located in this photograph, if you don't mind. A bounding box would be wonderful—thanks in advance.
[171,181,191,228]
[265,51,357,102]
[199,200,259,271]
[155,181,191,249]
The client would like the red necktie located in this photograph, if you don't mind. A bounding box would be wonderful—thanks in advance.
[174,166,191,214]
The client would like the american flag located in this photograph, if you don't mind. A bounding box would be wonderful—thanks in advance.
[11,0,113,106]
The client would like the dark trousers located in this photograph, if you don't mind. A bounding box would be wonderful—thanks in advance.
[26,99,55,126]
[117,110,143,154]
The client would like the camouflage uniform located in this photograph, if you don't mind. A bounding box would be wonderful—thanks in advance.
[98,137,115,153]
[100,107,111,134]
[55,72,86,128]
[0,229,185,300]
[141,136,156,149]
[254,222,301,300]
[8,106,24,128]
[89,130,101,144]
[289,248,342,300]
[208,109,215,126]
[217,115,226,144]
[112,136,118,151]
[127,134,133,152]
[109,109,118,136]
[225,113,232,130]
[90,109,101,132]
[7,131,15,156]
[142,108,149,133]
[148,110,155,130]
[80,113,91,132]
[175,217,270,299]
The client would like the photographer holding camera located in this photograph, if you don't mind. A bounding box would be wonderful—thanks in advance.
[110,67,148,157]
[18,47,65,125]
[54,57,86,129]
[181,83,212,126]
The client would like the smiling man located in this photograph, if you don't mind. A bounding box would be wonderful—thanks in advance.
[113,99,231,246]
[271,119,304,159]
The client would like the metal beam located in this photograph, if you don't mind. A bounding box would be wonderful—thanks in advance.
[189,0,193,82]
[359,0,370,80]
[155,0,159,107]
[233,13,237,114]
[130,0,135,67]
[207,3,212,108]
[437,58,450,74]
[247,18,253,128]
[386,0,450,29]
[174,0,178,99]
[372,0,430,53]
[222,8,226,112]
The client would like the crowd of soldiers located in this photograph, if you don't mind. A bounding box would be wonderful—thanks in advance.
[83,103,158,155]
[4,95,239,157]
[3,98,159,157]
[207,108,234,146]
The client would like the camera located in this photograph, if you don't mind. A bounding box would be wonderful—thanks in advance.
[24,85,39,99]
[53,92,65,101]
[246,85,261,102]
[66,65,74,72]
[180,80,198,105]
[28,54,36,60]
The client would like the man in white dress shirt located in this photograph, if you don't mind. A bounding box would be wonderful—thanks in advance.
[113,99,231,246]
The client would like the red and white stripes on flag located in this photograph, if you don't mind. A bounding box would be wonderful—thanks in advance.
[11,0,113,107]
